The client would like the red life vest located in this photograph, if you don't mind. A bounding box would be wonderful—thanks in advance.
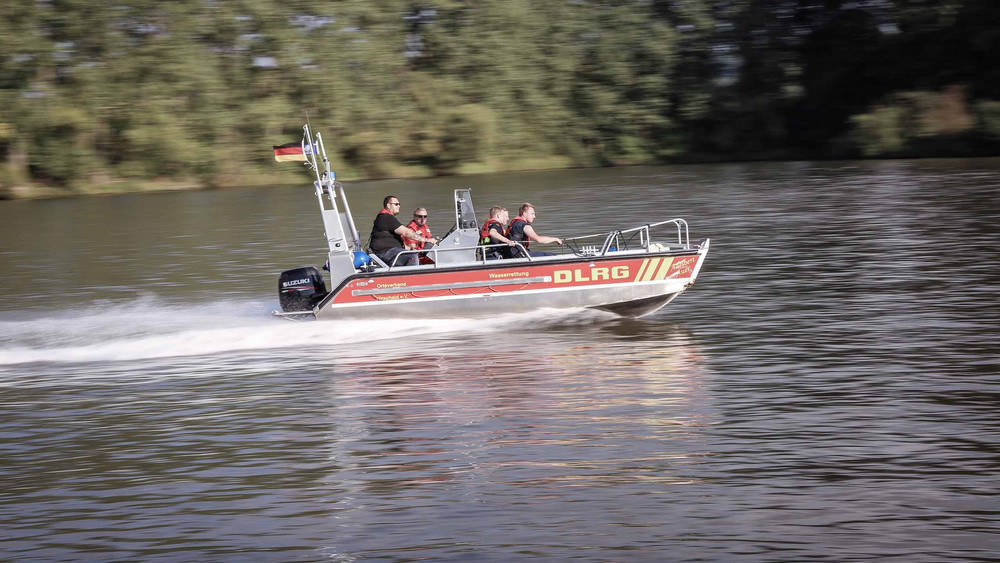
[403,220,431,250]
[479,218,505,244]
[507,216,530,250]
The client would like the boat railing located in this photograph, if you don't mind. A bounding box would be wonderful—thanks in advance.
[380,219,689,270]
[566,219,690,256]
[386,242,533,269]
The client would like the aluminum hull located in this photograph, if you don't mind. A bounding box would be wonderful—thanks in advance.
[313,242,709,320]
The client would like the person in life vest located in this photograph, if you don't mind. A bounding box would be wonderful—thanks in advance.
[369,196,438,266]
[402,207,432,250]
[402,207,435,264]
[479,206,516,259]
[507,202,563,257]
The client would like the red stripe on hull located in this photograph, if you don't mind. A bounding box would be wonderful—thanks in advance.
[328,255,699,305]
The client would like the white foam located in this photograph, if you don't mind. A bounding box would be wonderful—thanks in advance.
[0,298,470,366]
[0,297,596,367]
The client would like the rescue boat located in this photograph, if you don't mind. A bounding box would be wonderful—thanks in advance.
[274,125,710,320]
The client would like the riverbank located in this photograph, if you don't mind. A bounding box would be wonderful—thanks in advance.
[4,147,999,201]
[0,155,580,200]
[0,170,304,201]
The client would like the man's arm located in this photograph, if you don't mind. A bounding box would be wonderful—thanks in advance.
[489,227,515,246]
[523,225,562,245]
[402,228,419,249]
[396,225,438,245]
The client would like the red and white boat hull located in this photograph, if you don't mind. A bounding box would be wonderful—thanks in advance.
[314,241,709,320]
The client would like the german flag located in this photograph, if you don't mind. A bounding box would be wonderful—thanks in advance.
[273,142,306,162]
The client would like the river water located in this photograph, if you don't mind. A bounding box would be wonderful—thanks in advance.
[1,160,998,561]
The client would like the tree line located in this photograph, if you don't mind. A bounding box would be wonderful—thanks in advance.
[1,0,998,198]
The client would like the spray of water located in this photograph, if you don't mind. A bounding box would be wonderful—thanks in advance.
[0,296,602,367]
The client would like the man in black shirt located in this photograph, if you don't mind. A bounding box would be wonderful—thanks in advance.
[507,202,563,257]
[369,195,438,266]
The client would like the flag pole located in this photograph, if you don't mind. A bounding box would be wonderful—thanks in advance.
[303,124,322,190]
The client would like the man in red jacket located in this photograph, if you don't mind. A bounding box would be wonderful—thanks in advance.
[402,207,437,264]
[402,207,432,251]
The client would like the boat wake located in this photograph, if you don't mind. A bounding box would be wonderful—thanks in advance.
[0,296,603,367]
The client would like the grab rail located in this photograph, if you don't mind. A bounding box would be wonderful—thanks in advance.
[382,218,689,270]
[387,242,533,269]
[570,219,688,246]
[566,219,689,256]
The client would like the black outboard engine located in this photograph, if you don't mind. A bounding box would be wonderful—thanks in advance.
[278,266,328,312]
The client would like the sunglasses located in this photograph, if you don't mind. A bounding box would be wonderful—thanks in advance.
[415,214,428,218]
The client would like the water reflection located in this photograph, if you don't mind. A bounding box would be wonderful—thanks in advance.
[306,327,716,558]
[324,326,710,492]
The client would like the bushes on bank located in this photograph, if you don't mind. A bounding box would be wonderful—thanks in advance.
[849,87,1000,158]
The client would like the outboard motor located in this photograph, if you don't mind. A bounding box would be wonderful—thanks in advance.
[278,266,328,312]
